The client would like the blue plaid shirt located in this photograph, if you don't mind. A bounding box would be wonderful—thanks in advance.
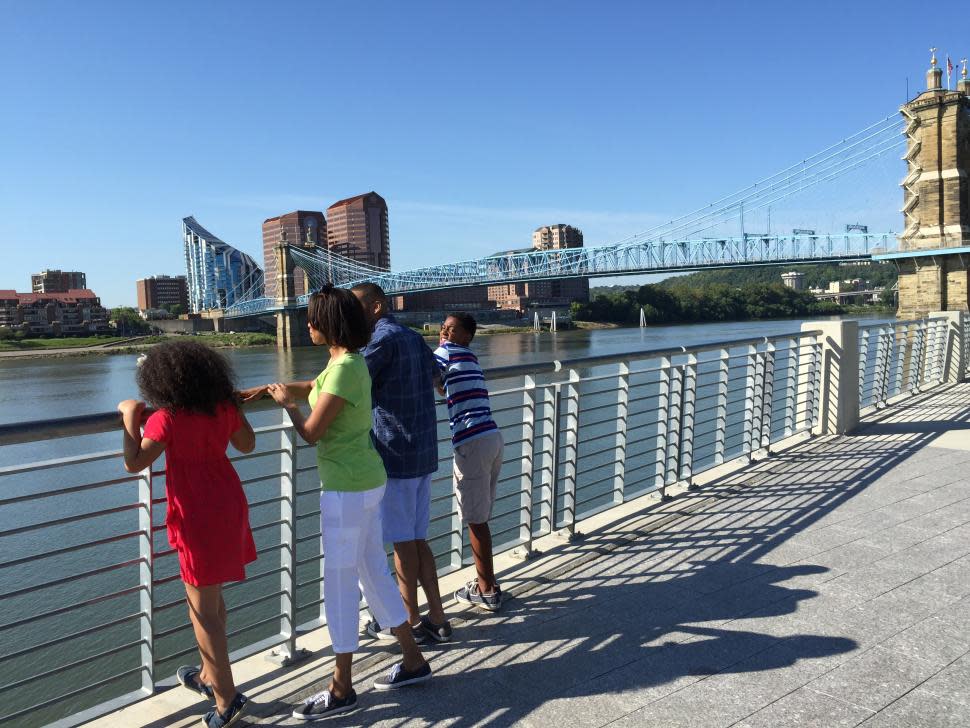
[361,314,439,478]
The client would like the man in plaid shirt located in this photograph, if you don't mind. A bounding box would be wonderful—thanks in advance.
[351,283,452,643]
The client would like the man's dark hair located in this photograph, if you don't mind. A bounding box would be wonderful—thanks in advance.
[308,285,370,350]
[449,311,478,340]
[350,282,387,307]
[137,340,236,415]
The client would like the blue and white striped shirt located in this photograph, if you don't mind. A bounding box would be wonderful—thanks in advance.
[433,341,498,446]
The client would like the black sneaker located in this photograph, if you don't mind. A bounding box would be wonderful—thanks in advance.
[373,661,432,690]
[292,688,358,721]
[366,618,428,644]
[455,581,502,612]
[420,615,454,643]
[364,618,396,642]
[202,693,248,728]
[177,665,214,700]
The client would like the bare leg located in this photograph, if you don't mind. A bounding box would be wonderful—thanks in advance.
[198,594,227,688]
[185,583,236,713]
[330,653,353,699]
[415,540,446,623]
[392,541,422,625]
[392,622,427,671]
[467,522,497,594]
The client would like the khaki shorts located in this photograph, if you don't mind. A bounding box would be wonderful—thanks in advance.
[453,431,504,524]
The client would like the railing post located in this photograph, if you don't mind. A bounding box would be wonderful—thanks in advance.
[741,344,757,461]
[749,345,766,456]
[513,374,537,559]
[712,347,729,466]
[760,339,776,453]
[877,324,892,406]
[612,362,630,504]
[858,325,871,406]
[892,323,906,399]
[557,368,580,537]
[657,355,673,500]
[138,464,154,696]
[795,333,820,433]
[781,338,797,438]
[664,363,684,496]
[271,424,304,665]
[547,382,562,537]
[681,353,697,489]
[449,466,464,571]
[801,320,860,435]
[910,321,925,393]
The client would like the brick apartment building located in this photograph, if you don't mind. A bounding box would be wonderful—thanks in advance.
[136,275,188,312]
[261,211,326,299]
[31,270,86,293]
[0,289,112,336]
[486,225,589,310]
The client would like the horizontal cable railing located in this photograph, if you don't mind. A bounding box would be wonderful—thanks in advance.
[858,317,949,411]
[1,323,937,727]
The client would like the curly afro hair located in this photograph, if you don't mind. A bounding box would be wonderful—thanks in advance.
[136,340,237,415]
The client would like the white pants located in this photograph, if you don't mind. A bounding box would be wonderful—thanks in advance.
[321,485,406,654]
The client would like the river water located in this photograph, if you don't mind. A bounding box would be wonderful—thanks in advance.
[0,316,887,726]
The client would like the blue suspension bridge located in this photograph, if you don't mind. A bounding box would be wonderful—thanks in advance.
[224,113,905,318]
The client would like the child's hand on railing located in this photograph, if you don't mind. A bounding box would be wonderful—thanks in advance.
[237,385,269,403]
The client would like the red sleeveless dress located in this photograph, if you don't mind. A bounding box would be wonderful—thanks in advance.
[144,401,257,586]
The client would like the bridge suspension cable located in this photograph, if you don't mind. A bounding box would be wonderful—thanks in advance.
[225,111,905,315]
[612,113,904,246]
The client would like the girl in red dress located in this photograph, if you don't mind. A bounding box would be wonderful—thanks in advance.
[118,340,256,728]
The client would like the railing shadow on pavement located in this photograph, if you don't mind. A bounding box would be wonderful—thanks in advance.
[236,392,970,727]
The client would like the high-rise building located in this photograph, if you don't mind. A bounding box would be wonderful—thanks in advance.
[262,211,326,299]
[182,216,264,313]
[136,275,189,312]
[31,270,86,293]
[532,224,584,250]
[326,192,391,270]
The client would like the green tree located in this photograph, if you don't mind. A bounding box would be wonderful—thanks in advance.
[110,307,150,335]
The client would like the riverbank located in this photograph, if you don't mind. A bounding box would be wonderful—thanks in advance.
[0,332,276,359]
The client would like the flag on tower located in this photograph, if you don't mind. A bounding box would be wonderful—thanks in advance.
[947,56,954,88]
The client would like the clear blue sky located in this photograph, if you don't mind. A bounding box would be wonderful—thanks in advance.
[1,0,965,306]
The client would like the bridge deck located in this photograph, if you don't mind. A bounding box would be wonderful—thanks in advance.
[92,384,970,727]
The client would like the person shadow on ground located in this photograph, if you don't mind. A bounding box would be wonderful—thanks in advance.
[256,560,856,726]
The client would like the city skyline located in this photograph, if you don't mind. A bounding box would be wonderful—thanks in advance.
[2,2,966,306]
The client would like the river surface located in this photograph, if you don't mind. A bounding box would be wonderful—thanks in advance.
[0,316,886,424]
[0,316,889,727]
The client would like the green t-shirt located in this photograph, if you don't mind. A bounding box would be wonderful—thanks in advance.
[308,352,386,492]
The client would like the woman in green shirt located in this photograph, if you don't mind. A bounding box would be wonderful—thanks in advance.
[264,286,431,720]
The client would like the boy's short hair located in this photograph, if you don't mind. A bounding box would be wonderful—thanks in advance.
[449,311,477,340]
[350,282,387,307]
[307,285,371,350]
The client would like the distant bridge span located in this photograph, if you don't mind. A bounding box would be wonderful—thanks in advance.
[224,232,896,318]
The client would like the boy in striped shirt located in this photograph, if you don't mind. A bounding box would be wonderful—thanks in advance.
[434,312,504,611]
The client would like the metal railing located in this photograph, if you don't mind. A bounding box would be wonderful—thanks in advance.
[858,317,949,411]
[0,329,835,727]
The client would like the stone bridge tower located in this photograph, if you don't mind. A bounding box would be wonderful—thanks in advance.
[892,52,970,317]
[275,244,311,349]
